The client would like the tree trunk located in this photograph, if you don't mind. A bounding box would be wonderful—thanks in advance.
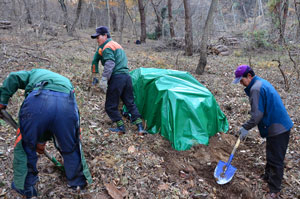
[125,3,138,39]
[258,0,264,19]
[231,0,236,27]
[58,0,71,33]
[183,0,193,56]
[119,0,126,44]
[106,0,111,31]
[12,0,18,19]
[196,0,217,75]
[68,0,83,36]
[219,1,228,31]
[23,0,32,24]
[279,0,289,44]
[42,0,49,21]
[89,2,96,28]
[295,0,300,42]
[110,7,118,32]
[168,0,175,38]
[138,0,147,43]
[150,0,163,39]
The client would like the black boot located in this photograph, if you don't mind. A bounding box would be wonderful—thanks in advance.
[109,125,126,135]
[136,123,147,135]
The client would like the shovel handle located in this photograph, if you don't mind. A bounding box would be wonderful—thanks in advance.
[1,109,18,130]
[226,137,241,166]
[44,150,65,172]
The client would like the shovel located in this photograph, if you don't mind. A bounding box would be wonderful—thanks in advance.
[0,109,65,172]
[214,136,241,185]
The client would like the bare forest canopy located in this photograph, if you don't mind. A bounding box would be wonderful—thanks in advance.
[0,0,300,42]
[1,0,300,75]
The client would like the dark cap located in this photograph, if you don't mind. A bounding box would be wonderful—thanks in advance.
[91,26,110,39]
[232,65,252,84]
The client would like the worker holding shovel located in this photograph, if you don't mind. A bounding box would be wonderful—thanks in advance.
[90,26,146,135]
[232,65,293,199]
[0,69,92,198]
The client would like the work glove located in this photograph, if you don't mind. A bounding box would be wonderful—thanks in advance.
[99,77,108,93]
[91,73,99,85]
[36,142,46,154]
[92,77,99,85]
[238,127,249,140]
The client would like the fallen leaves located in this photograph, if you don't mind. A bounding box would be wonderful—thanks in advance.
[104,183,128,199]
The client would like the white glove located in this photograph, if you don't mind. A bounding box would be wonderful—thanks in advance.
[99,77,108,93]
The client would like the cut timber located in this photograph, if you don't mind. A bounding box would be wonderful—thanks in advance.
[0,21,12,29]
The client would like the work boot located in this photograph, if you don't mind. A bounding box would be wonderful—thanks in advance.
[67,183,87,191]
[11,182,37,199]
[265,192,280,199]
[260,173,269,182]
[109,125,126,135]
[136,123,147,136]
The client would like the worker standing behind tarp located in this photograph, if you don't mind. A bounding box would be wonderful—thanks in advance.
[0,69,92,198]
[90,26,146,135]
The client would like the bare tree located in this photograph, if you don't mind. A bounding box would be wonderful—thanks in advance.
[88,1,96,28]
[119,0,126,44]
[168,0,175,38]
[138,0,147,43]
[269,0,289,44]
[110,6,118,32]
[106,0,111,31]
[150,0,163,39]
[183,0,193,56]
[196,0,217,75]
[58,0,71,32]
[58,0,83,36]
[23,0,32,24]
[294,0,300,42]
[279,0,289,44]
[42,0,49,21]
[69,0,83,35]
[125,2,138,38]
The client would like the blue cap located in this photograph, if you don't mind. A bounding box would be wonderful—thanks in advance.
[91,26,109,39]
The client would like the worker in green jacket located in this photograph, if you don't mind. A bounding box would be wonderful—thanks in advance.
[0,69,92,198]
[90,26,146,135]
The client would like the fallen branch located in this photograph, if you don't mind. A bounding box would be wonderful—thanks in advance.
[272,59,289,91]
[286,47,300,80]
[25,52,51,62]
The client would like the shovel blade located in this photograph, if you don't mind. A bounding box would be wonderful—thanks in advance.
[214,160,237,185]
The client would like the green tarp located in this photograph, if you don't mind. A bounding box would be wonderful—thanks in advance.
[130,68,228,151]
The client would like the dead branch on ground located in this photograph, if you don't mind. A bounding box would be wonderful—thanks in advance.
[273,59,289,91]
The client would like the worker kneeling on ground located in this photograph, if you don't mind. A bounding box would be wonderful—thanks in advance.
[0,69,92,198]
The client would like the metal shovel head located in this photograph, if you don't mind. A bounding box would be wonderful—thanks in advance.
[214,160,237,185]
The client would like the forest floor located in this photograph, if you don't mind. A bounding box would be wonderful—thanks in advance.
[0,26,299,199]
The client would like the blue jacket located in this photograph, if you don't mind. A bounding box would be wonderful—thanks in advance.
[242,76,293,137]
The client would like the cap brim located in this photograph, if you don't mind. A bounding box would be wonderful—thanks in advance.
[232,76,242,84]
[91,33,100,39]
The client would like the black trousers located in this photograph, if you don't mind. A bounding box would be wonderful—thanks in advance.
[105,73,141,123]
[265,130,290,193]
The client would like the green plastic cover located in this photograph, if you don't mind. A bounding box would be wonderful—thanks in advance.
[130,68,228,151]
